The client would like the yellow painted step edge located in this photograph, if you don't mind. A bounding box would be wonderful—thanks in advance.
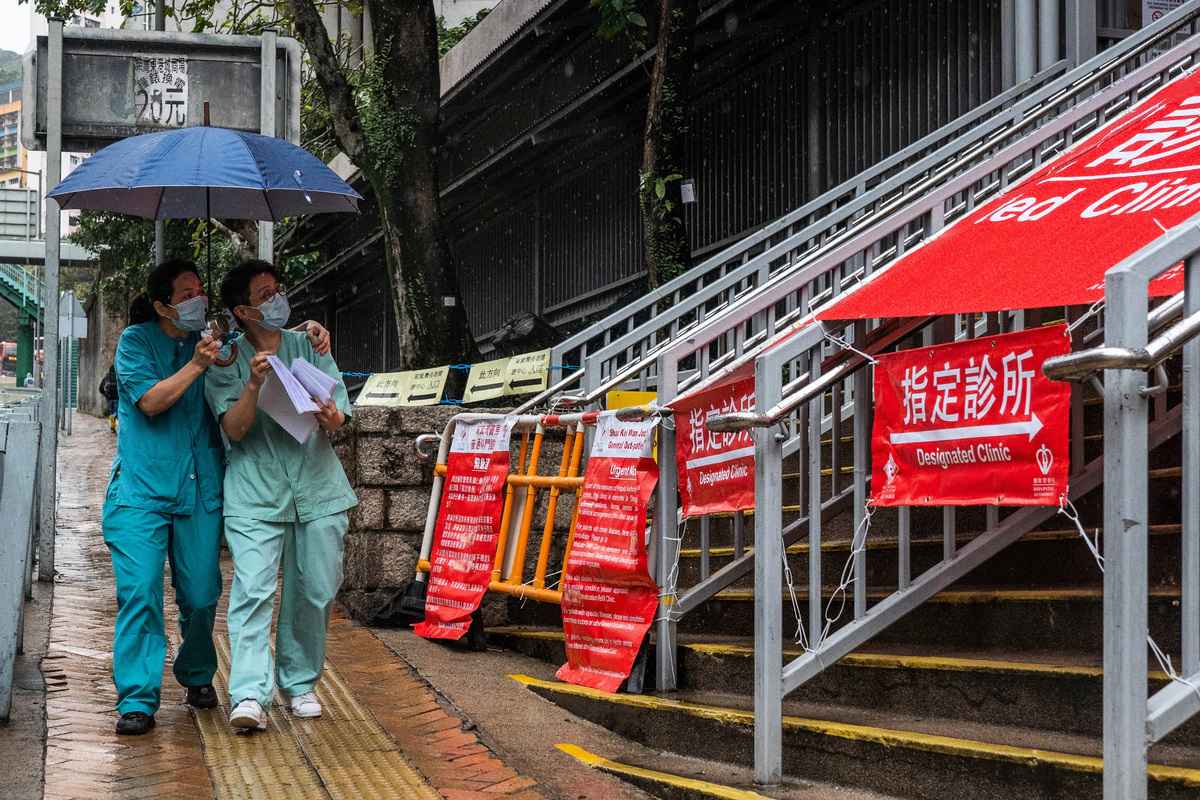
[514,675,1200,788]
[556,743,772,800]
[489,627,1172,681]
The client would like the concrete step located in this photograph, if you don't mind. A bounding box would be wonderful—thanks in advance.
[504,585,1185,653]
[673,523,1185,589]
[513,674,1200,800]
[488,627,1200,746]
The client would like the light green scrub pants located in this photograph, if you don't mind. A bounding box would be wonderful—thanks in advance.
[224,512,348,707]
[101,483,222,715]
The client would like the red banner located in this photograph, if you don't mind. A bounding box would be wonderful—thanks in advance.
[817,70,1200,322]
[871,325,1070,507]
[672,375,756,517]
[414,417,517,640]
[556,413,660,692]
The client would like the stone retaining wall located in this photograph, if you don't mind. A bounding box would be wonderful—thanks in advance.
[332,404,575,627]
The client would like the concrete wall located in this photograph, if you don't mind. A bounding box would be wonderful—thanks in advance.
[76,291,124,418]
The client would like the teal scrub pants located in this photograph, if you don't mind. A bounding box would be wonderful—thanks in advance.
[224,512,348,707]
[101,483,222,715]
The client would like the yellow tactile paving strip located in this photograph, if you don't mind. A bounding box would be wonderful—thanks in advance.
[194,633,441,800]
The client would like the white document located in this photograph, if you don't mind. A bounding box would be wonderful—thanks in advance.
[256,356,319,443]
[291,357,337,404]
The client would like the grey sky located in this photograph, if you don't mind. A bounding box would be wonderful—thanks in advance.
[0,0,32,55]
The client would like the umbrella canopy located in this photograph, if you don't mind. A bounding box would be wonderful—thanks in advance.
[47,127,361,221]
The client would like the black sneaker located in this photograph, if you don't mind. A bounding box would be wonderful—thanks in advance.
[186,684,219,709]
[115,712,156,736]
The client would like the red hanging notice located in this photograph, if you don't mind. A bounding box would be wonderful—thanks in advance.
[556,413,660,692]
[871,325,1071,507]
[672,375,756,517]
[415,417,517,640]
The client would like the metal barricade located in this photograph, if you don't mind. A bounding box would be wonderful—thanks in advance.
[414,410,615,607]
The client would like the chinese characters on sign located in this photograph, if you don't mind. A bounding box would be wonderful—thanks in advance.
[134,55,188,128]
[556,413,660,692]
[672,375,756,517]
[414,418,517,640]
[872,325,1070,507]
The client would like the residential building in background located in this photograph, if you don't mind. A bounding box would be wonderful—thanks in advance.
[0,81,25,188]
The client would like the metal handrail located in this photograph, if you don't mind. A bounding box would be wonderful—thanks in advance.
[1046,298,1200,380]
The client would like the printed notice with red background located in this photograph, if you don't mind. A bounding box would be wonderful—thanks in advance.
[672,374,756,517]
[557,413,660,692]
[872,325,1070,507]
[414,417,517,640]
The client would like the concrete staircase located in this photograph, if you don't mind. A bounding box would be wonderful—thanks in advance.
[483,384,1200,799]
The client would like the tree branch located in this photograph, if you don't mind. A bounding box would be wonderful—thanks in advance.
[281,0,367,164]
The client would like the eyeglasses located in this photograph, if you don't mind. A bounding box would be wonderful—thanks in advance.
[250,285,287,305]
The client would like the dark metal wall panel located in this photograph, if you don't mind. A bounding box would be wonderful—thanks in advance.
[539,140,644,315]
[454,203,538,339]
[452,0,1006,338]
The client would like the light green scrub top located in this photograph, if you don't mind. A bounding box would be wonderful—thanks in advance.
[204,329,357,523]
[110,321,224,515]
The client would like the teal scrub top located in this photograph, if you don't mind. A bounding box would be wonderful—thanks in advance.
[204,329,357,524]
[110,321,225,515]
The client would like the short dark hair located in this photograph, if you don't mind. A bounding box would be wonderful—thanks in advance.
[146,259,199,305]
[220,259,280,311]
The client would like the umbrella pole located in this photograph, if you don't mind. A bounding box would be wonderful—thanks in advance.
[206,187,212,297]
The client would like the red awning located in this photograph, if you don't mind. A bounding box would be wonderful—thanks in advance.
[816,70,1199,322]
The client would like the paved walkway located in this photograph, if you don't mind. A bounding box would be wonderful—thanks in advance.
[43,414,543,800]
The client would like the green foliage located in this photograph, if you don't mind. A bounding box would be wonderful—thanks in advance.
[357,41,419,186]
[591,0,646,42]
[437,9,490,57]
[0,50,21,86]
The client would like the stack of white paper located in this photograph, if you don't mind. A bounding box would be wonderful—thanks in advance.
[256,356,338,443]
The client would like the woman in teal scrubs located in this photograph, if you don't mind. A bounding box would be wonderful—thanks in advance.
[103,259,330,736]
[204,259,356,732]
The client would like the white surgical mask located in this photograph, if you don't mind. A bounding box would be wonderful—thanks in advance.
[171,295,209,332]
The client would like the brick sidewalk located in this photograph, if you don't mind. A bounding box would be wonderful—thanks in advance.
[42,413,544,800]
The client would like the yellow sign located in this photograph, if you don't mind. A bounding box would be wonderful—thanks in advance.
[606,390,656,410]
[403,366,449,406]
[355,372,409,407]
[505,349,551,395]
[463,357,510,403]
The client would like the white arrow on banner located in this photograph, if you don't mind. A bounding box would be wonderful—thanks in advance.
[889,413,1043,445]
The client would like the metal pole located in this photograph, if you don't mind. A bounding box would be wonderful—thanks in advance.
[37,20,63,583]
[1183,254,1200,675]
[1102,267,1149,800]
[808,352,822,648]
[259,30,277,262]
[66,291,73,437]
[1064,0,1097,67]
[753,350,783,786]
[654,353,679,692]
[852,321,869,619]
[1015,0,1037,82]
[1038,0,1060,70]
[1001,0,1016,88]
[153,0,165,265]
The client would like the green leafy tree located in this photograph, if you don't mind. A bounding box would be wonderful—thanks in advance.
[32,0,474,369]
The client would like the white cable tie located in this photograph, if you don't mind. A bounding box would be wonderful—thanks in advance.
[824,329,878,366]
[1067,299,1104,337]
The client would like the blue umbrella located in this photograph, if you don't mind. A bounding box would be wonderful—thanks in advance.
[47,126,362,220]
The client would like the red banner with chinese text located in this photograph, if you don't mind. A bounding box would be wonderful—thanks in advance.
[672,375,756,517]
[872,325,1070,507]
[556,413,660,692]
[414,417,517,640]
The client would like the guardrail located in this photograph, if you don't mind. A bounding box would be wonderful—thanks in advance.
[0,413,42,722]
[1041,214,1200,800]
[639,3,1200,699]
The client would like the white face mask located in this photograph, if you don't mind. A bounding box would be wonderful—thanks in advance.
[253,292,291,330]
[170,295,209,332]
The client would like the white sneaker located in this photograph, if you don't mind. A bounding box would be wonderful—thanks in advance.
[289,691,322,719]
[229,699,267,731]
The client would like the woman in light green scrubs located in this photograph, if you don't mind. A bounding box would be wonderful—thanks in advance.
[204,259,357,732]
